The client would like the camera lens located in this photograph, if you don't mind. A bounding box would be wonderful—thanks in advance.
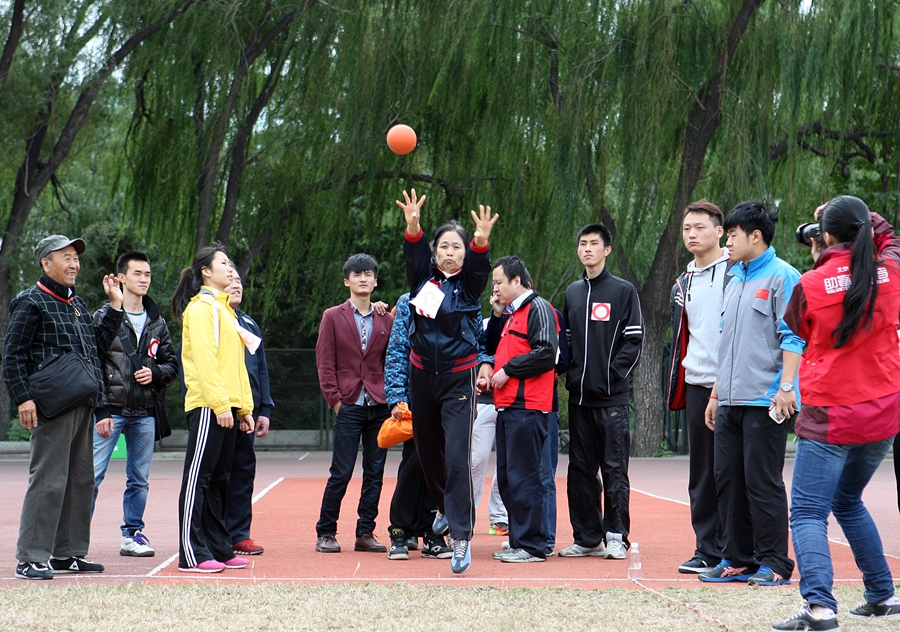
[795,222,820,248]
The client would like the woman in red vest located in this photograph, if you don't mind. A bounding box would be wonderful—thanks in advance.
[773,196,900,631]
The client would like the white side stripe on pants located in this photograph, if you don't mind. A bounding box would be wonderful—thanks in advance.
[181,407,211,568]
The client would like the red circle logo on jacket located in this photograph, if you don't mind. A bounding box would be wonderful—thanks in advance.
[591,302,611,322]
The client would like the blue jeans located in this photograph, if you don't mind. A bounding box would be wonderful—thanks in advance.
[316,403,388,537]
[791,437,895,612]
[540,411,559,549]
[92,414,156,536]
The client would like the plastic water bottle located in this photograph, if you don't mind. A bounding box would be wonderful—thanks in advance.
[627,542,642,581]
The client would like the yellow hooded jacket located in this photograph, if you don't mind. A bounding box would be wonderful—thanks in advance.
[182,288,253,416]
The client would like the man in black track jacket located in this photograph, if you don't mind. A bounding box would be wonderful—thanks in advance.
[559,224,643,561]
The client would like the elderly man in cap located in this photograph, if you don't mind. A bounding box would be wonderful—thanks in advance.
[3,235,123,580]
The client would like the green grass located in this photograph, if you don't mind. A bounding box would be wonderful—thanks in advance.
[1,583,894,631]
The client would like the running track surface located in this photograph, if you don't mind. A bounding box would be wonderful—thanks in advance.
[0,452,897,588]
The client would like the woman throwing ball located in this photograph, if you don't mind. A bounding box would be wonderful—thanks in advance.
[397,188,498,574]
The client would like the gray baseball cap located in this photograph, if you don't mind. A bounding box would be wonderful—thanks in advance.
[34,235,86,266]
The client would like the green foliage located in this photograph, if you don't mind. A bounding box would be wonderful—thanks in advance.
[6,418,29,441]
[2,0,900,449]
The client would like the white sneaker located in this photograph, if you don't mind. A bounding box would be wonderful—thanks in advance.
[558,542,606,557]
[499,548,546,563]
[120,532,156,557]
[603,532,627,559]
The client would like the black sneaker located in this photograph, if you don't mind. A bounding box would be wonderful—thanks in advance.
[678,557,712,574]
[848,600,900,620]
[387,527,409,560]
[387,538,409,560]
[421,534,452,559]
[406,536,418,551]
[48,556,105,574]
[15,561,53,580]
[771,605,839,631]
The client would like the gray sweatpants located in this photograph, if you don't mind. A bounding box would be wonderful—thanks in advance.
[16,405,95,562]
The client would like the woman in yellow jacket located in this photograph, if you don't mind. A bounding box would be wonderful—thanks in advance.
[172,246,254,573]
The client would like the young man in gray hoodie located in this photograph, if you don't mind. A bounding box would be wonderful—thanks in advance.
[667,200,730,574]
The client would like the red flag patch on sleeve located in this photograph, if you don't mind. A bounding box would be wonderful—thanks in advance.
[755,288,770,300]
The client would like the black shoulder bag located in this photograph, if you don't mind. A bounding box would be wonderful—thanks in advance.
[28,309,98,419]
[118,328,171,441]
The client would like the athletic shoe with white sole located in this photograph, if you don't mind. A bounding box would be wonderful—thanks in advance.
[224,556,249,569]
[179,560,225,573]
[421,534,452,559]
[48,556,105,574]
[15,561,53,580]
[771,605,839,631]
[432,511,449,535]
[232,538,264,555]
[558,542,606,557]
[748,566,791,586]
[499,548,546,563]
[848,600,900,620]
[678,557,711,574]
[603,532,627,559]
[698,559,757,583]
[450,538,471,574]
[121,531,155,557]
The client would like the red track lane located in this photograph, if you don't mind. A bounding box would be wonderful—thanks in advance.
[1,453,897,588]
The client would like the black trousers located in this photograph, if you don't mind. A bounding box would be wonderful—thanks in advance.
[409,367,476,541]
[714,404,794,578]
[685,384,725,564]
[178,408,238,568]
[497,408,548,558]
[388,438,438,538]
[225,422,257,545]
[566,403,631,547]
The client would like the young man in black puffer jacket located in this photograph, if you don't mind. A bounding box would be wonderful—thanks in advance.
[92,251,179,558]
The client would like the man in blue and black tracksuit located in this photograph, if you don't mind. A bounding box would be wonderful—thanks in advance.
[700,202,801,587]
[560,224,643,561]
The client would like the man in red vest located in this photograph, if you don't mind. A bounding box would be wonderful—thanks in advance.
[484,256,559,563]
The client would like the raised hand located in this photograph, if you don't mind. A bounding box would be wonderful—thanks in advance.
[395,188,427,236]
[470,204,499,247]
[102,274,124,311]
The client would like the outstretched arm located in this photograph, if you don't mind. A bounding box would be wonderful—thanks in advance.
[396,188,427,237]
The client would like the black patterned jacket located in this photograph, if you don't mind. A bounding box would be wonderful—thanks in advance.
[2,274,122,408]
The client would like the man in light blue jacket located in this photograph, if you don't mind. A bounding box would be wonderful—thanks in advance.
[701,202,802,588]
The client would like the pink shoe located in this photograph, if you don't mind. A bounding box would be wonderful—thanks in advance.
[179,560,225,573]
[223,556,249,569]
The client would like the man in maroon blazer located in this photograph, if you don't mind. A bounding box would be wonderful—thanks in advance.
[315,254,393,553]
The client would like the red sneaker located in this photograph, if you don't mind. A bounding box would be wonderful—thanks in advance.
[232,539,264,555]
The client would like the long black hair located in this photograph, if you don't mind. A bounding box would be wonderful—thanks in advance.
[820,195,877,348]
[171,244,228,320]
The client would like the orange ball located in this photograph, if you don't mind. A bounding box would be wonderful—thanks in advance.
[386,124,417,155]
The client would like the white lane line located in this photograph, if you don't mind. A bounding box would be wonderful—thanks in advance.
[147,553,178,577]
[631,487,690,507]
[147,477,285,577]
[633,486,900,559]
[298,452,310,461]
[252,477,284,505]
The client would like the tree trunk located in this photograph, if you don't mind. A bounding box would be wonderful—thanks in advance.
[195,7,300,250]
[0,0,198,428]
[630,0,764,456]
[0,0,26,86]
